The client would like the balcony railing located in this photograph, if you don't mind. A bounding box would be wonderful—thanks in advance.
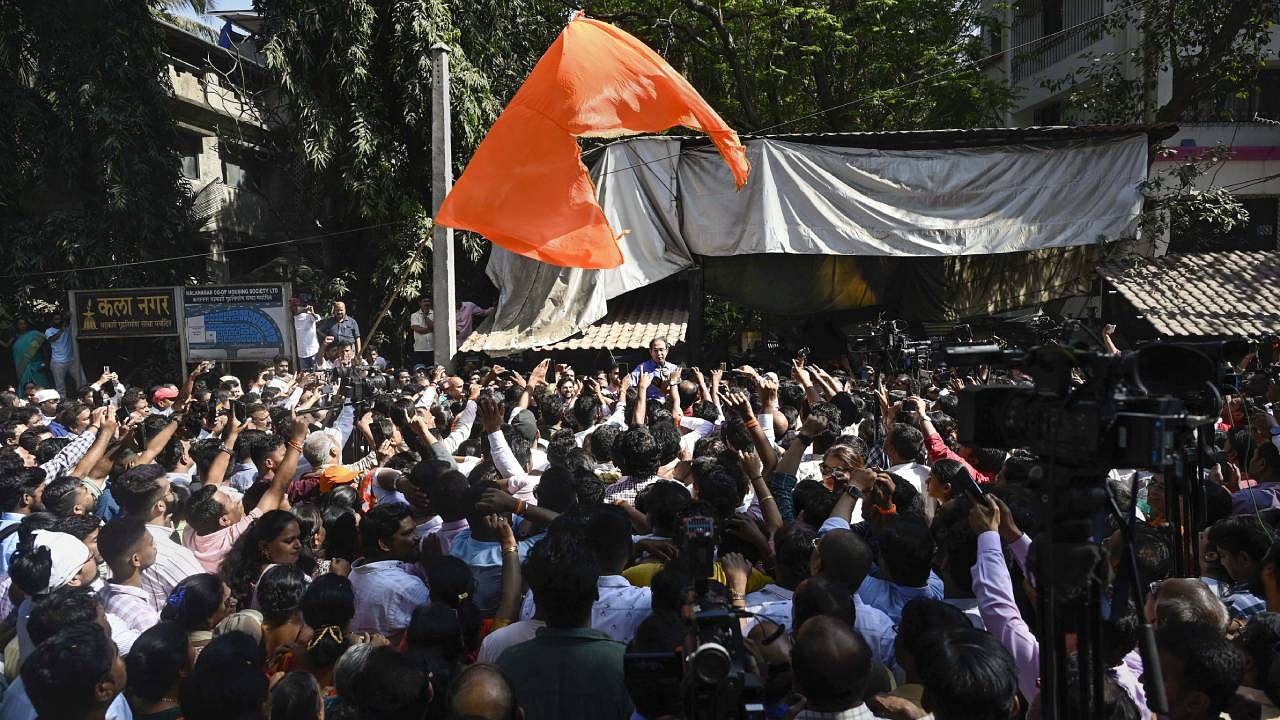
[1010,0,1105,82]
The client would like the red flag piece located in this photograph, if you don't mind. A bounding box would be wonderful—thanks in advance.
[435,14,750,269]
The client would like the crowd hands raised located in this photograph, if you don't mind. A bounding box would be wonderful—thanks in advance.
[0,331,1279,720]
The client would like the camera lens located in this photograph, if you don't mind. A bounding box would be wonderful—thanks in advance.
[690,642,732,684]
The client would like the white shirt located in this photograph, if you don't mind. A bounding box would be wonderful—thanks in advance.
[519,575,652,644]
[745,584,793,630]
[411,309,434,352]
[888,461,935,520]
[349,559,430,636]
[294,311,320,357]
[477,618,546,664]
[141,524,206,611]
[0,676,133,720]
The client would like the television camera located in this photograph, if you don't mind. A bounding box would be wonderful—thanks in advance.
[943,340,1238,719]
[624,516,765,720]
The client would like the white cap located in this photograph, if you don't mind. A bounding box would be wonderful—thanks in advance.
[31,530,92,594]
[33,389,60,404]
[219,375,241,385]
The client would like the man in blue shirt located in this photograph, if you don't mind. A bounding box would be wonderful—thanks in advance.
[44,312,83,398]
[0,467,47,575]
[318,301,362,355]
[628,338,679,401]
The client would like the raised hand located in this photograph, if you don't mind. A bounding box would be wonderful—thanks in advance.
[528,358,551,387]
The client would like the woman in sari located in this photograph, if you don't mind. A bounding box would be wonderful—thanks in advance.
[7,319,50,391]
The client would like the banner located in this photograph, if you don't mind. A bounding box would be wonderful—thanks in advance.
[182,284,293,361]
[72,288,179,338]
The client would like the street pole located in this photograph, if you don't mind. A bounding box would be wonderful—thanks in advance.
[431,42,458,371]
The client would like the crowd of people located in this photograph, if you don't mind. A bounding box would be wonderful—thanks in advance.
[1,310,1280,720]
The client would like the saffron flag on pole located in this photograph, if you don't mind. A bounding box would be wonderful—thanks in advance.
[435,13,750,269]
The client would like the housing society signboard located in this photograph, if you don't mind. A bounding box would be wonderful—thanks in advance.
[70,283,295,366]
[182,284,293,361]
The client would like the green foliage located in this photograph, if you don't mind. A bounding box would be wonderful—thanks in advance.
[585,0,1012,132]
[1140,145,1250,248]
[1047,0,1275,123]
[252,0,564,350]
[702,295,761,361]
[0,0,203,316]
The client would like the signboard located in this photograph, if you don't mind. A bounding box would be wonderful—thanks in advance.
[71,288,180,338]
[182,284,293,361]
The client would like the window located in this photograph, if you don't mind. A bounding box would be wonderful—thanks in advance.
[1033,102,1063,125]
[1180,68,1280,122]
[177,133,202,180]
[1042,0,1063,37]
[220,144,261,191]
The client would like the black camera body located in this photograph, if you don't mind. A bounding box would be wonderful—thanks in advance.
[623,516,765,720]
[329,364,393,403]
[950,344,1220,471]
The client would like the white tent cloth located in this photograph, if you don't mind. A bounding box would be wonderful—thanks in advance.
[679,136,1147,257]
[471,133,1148,352]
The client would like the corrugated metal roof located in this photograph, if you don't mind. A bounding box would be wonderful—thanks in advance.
[1099,251,1280,337]
[461,284,689,353]
[586,124,1178,159]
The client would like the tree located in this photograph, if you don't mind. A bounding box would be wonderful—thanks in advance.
[155,0,218,40]
[0,0,203,312]
[1044,0,1275,251]
[584,0,1012,132]
[1051,0,1276,123]
[251,0,565,345]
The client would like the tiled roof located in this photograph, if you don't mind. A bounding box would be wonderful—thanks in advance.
[461,284,688,353]
[1100,251,1280,337]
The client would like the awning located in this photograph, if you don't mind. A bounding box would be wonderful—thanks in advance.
[479,124,1172,351]
[1100,251,1280,337]
[462,282,688,354]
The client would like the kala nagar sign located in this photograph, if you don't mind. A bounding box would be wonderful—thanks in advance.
[71,287,180,338]
[69,284,295,369]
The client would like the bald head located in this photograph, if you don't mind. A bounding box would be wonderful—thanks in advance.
[792,615,871,712]
[452,663,520,720]
[1150,577,1229,630]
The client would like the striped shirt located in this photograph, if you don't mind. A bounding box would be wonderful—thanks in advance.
[141,524,205,611]
[100,582,160,634]
[39,427,98,479]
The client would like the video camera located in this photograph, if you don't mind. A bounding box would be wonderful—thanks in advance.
[845,319,939,377]
[944,339,1238,720]
[624,516,765,720]
[949,343,1222,469]
[325,364,393,404]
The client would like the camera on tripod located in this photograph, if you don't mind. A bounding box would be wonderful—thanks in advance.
[948,343,1223,470]
[623,515,765,720]
[944,339,1238,720]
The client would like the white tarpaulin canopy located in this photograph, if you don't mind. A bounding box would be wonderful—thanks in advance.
[464,127,1157,353]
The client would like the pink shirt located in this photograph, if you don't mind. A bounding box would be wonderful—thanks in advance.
[184,507,263,573]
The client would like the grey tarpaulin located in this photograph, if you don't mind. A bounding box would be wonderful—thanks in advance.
[467,131,1152,353]
[679,136,1148,256]
[476,138,691,351]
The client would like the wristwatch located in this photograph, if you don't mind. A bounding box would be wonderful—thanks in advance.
[796,433,813,447]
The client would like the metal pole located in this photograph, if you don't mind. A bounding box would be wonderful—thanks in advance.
[431,43,458,371]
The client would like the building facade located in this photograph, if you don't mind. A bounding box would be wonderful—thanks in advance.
[984,0,1280,251]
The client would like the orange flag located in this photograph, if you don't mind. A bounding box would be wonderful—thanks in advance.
[435,14,750,269]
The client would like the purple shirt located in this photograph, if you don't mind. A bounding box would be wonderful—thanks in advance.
[971,531,1149,717]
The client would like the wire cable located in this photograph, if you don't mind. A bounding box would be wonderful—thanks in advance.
[0,220,409,280]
